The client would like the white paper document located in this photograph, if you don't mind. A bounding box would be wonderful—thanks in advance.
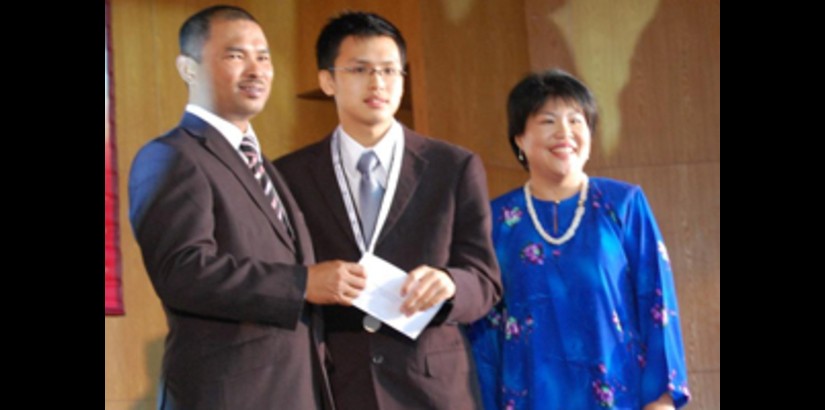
[354,253,444,340]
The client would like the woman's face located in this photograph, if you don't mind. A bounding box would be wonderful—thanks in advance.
[516,98,591,181]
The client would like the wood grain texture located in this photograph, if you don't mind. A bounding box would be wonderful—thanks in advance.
[416,0,531,159]
[685,371,721,410]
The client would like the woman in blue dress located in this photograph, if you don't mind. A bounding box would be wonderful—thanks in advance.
[468,69,690,410]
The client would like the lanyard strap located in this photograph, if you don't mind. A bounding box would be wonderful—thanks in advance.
[330,130,403,254]
[331,132,368,253]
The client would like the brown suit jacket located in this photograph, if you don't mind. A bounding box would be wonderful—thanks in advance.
[129,113,332,410]
[275,127,502,410]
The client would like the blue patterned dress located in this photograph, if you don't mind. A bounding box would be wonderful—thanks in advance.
[468,177,690,410]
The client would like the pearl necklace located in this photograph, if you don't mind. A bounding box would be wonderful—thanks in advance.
[523,175,589,246]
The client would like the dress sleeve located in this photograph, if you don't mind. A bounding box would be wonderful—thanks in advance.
[467,302,504,410]
[623,187,691,408]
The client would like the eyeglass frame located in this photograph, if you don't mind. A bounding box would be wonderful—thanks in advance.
[327,65,407,78]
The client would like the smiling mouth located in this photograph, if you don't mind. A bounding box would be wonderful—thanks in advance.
[550,146,576,155]
[239,83,266,97]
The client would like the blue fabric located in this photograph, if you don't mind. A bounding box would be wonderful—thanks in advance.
[468,177,690,410]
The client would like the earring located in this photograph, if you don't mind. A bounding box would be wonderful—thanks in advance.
[518,150,524,162]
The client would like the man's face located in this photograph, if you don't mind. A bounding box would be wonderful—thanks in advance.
[188,18,272,130]
[319,35,404,141]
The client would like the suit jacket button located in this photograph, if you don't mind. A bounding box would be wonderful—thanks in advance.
[372,354,384,365]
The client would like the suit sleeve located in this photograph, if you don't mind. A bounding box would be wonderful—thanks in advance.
[128,140,308,329]
[442,153,502,323]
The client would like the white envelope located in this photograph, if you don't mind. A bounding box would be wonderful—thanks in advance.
[354,253,444,340]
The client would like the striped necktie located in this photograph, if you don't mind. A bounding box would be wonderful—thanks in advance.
[239,135,293,238]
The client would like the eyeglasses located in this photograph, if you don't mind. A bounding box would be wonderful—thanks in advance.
[328,66,407,79]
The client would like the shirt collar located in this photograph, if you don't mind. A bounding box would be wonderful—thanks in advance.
[338,120,401,173]
[185,104,257,151]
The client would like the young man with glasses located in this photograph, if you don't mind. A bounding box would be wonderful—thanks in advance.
[275,11,501,410]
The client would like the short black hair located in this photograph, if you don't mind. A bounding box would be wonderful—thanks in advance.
[316,11,407,70]
[179,5,258,62]
[507,69,598,169]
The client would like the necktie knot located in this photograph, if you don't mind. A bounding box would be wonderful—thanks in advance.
[240,135,260,164]
[357,150,379,175]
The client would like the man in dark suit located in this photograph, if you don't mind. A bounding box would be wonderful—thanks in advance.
[129,6,366,410]
[275,12,502,410]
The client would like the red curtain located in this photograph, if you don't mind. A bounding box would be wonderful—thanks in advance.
[105,0,124,315]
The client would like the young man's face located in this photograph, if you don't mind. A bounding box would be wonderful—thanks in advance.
[319,35,404,142]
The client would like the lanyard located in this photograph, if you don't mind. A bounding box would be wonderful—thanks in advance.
[330,129,403,254]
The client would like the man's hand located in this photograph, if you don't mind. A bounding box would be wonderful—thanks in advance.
[399,265,456,316]
[306,261,366,305]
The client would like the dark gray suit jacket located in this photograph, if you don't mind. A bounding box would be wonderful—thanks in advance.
[129,113,332,410]
[275,126,501,410]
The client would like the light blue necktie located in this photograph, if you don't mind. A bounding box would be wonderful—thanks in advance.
[357,151,385,245]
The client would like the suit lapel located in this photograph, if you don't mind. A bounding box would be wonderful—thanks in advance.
[181,113,296,253]
[309,137,359,247]
[376,129,428,245]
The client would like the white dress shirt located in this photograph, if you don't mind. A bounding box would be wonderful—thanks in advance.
[337,121,401,212]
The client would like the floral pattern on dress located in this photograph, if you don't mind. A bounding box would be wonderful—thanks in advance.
[668,370,692,400]
[485,307,534,341]
[592,380,615,408]
[521,243,545,265]
[500,386,529,410]
[500,206,524,227]
[650,289,679,328]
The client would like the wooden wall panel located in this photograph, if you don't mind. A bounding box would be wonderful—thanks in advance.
[686,371,721,410]
[416,0,531,163]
